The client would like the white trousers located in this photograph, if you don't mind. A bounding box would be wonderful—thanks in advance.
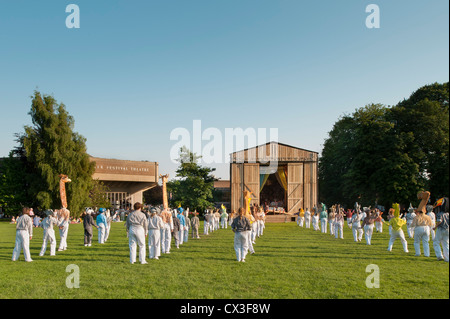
[59,224,69,250]
[433,228,449,261]
[129,225,146,264]
[352,226,363,242]
[161,223,172,253]
[40,229,56,256]
[375,221,383,233]
[320,219,327,233]
[329,220,335,235]
[335,222,344,239]
[98,224,106,244]
[204,221,209,235]
[251,222,258,242]
[413,226,430,257]
[221,218,227,229]
[257,220,264,236]
[184,227,189,242]
[234,231,249,261]
[305,217,311,228]
[148,228,161,259]
[299,217,304,227]
[407,222,414,238]
[246,229,254,253]
[364,224,374,245]
[12,230,32,262]
[388,229,408,252]
[105,224,110,242]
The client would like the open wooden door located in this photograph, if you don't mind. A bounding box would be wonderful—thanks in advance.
[287,162,303,213]
[230,163,243,212]
[243,163,260,208]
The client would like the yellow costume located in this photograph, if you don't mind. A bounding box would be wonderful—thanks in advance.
[383,203,406,231]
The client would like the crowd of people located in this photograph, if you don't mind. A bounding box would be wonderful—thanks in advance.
[295,198,449,262]
[9,195,448,264]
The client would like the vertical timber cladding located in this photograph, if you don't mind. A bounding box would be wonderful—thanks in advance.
[230,163,243,211]
[287,163,303,213]
[230,142,319,214]
[243,163,260,207]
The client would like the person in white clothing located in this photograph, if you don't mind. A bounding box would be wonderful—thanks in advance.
[426,205,436,241]
[351,203,364,242]
[39,209,58,256]
[57,208,70,251]
[334,207,345,239]
[410,208,433,257]
[126,202,148,264]
[203,210,210,235]
[160,208,173,254]
[304,208,311,229]
[148,207,164,260]
[406,204,416,238]
[12,207,34,262]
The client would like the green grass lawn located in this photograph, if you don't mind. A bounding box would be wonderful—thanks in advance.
[0,219,448,299]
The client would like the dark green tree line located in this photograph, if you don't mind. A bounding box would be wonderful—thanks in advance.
[319,82,449,209]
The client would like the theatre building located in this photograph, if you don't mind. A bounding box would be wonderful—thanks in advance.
[90,157,158,209]
[229,142,318,221]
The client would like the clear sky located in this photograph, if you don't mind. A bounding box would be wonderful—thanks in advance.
[0,0,448,181]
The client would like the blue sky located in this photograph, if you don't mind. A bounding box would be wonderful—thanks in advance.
[0,0,448,180]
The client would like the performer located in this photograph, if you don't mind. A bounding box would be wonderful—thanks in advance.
[320,204,328,233]
[257,206,265,237]
[148,207,164,260]
[334,207,345,239]
[346,209,353,229]
[176,208,186,245]
[351,203,363,242]
[38,209,58,256]
[433,197,449,262]
[12,207,33,262]
[327,205,334,235]
[83,208,97,247]
[251,207,258,244]
[203,209,211,235]
[426,205,436,241]
[160,208,173,254]
[57,208,70,251]
[214,209,220,231]
[410,209,432,257]
[361,209,377,245]
[104,209,113,243]
[125,202,148,264]
[220,205,228,229]
[231,207,251,262]
[96,208,108,244]
[383,203,409,253]
[312,210,320,231]
[184,213,190,243]
[297,208,305,227]
[406,204,416,238]
[375,209,384,233]
[304,208,311,229]
[172,211,181,249]
[191,211,200,239]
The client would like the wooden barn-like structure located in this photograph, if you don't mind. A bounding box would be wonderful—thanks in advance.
[230,142,318,220]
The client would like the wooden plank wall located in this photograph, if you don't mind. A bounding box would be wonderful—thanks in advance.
[243,163,260,208]
[287,163,303,213]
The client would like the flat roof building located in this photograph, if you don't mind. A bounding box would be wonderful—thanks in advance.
[90,156,158,209]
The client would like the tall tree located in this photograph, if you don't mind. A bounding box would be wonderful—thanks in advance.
[319,82,448,209]
[167,146,216,212]
[11,91,95,216]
